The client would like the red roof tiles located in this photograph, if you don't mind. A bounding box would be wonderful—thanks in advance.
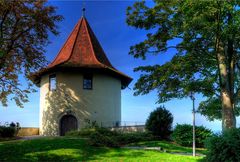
[31,17,132,88]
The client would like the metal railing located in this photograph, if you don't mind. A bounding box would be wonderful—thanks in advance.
[99,121,145,128]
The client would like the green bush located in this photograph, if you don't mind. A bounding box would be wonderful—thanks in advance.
[89,130,154,147]
[205,128,240,162]
[89,131,119,147]
[80,128,120,147]
[66,127,154,147]
[172,124,212,147]
[0,126,16,138]
[66,127,117,137]
[66,128,96,137]
[66,127,119,147]
[145,106,173,139]
[0,122,20,138]
[116,132,154,145]
[95,127,119,136]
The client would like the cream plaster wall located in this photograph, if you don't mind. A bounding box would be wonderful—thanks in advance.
[39,71,121,136]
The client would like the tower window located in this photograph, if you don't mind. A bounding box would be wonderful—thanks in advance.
[83,74,92,90]
[49,74,56,91]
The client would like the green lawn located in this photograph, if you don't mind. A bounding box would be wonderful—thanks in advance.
[0,137,204,162]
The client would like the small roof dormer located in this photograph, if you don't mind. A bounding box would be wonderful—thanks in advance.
[31,17,132,89]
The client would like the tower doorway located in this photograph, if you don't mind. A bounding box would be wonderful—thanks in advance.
[60,114,78,136]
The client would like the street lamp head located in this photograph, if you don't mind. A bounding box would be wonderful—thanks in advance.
[189,92,195,100]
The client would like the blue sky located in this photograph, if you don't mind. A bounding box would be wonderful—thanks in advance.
[0,1,234,132]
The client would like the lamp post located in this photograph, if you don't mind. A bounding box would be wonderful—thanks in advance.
[190,92,196,157]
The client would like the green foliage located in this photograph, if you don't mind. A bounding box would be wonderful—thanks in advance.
[0,122,19,138]
[66,128,96,137]
[66,127,154,147]
[67,127,119,147]
[116,132,154,145]
[126,0,240,124]
[205,128,240,162]
[198,97,240,121]
[145,106,173,139]
[126,0,222,101]
[94,127,119,137]
[88,130,119,147]
[198,97,222,121]
[83,119,99,128]
[0,51,3,57]
[172,124,212,147]
[0,126,15,138]
[0,1,63,107]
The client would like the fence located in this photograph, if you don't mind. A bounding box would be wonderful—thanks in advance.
[98,121,146,133]
[99,121,145,128]
[111,125,145,133]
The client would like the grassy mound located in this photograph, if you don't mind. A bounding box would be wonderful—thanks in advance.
[0,137,203,161]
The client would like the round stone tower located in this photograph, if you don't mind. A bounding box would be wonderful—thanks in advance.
[31,16,132,136]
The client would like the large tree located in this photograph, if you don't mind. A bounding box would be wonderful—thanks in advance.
[0,0,62,107]
[126,0,240,131]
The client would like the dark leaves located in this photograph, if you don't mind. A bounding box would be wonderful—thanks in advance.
[0,0,63,107]
[134,53,217,103]
[126,0,240,121]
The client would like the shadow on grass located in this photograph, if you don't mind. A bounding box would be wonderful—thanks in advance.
[0,137,149,161]
[196,157,207,162]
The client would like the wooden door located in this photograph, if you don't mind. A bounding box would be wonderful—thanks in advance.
[60,115,78,136]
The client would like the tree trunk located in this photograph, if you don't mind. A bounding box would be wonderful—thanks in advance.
[217,48,236,131]
[215,5,236,129]
[218,11,237,131]
[221,88,236,131]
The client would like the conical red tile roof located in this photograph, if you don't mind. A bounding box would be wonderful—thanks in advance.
[31,17,132,88]
[48,17,113,68]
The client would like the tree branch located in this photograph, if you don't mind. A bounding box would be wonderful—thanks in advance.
[0,8,10,40]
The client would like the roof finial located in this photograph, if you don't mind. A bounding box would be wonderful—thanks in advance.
[82,7,86,17]
[82,1,86,17]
